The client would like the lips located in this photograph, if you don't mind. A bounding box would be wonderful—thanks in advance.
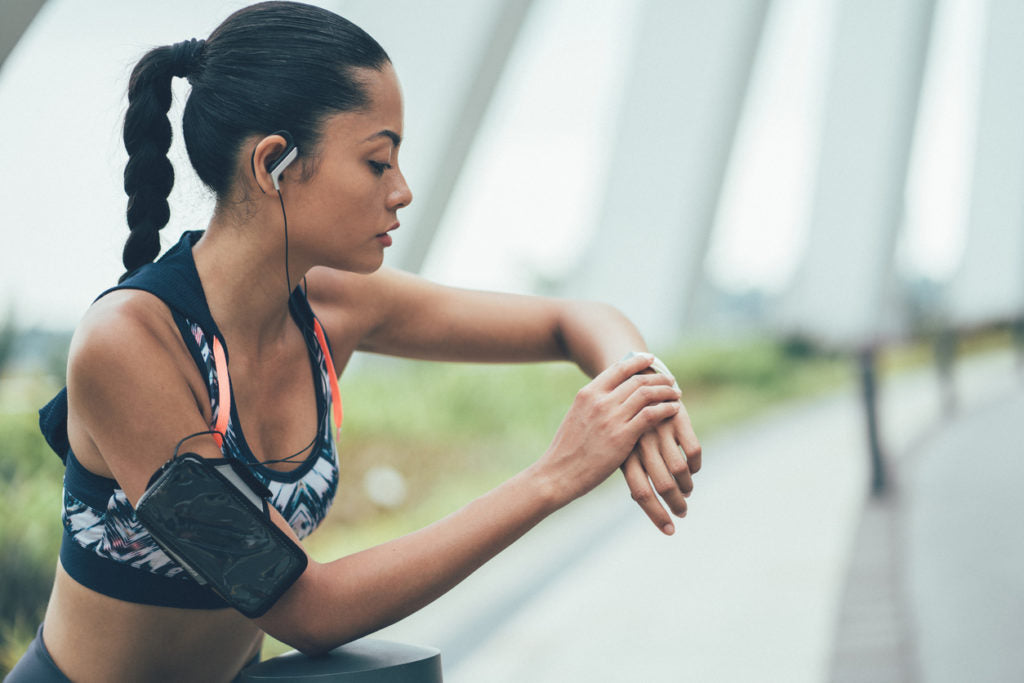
[376,223,398,247]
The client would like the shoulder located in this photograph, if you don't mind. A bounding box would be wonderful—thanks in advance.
[69,288,184,377]
[303,265,430,344]
[304,264,423,308]
[66,289,218,500]
[67,288,201,424]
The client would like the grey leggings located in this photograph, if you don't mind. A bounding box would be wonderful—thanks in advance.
[4,624,259,682]
[4,624,71,682]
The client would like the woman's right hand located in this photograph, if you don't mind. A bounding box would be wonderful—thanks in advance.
[537,353,682,505]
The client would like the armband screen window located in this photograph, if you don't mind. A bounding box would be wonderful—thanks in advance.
[135,453,308,618]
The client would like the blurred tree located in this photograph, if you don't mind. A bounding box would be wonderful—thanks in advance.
[0,305,16,376]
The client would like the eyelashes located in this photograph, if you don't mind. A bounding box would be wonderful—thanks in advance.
[368,160,392,176]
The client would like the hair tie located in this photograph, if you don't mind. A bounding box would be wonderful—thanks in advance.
[170,38,205,78]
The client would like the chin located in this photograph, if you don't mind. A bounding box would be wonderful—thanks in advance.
[337,254,385,275]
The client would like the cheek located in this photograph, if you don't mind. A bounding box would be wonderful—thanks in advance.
[294,165,383,232]
[301,176,360,220]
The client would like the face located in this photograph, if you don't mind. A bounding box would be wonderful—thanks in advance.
[286,64,413,274]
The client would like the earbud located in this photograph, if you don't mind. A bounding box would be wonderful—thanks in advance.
[266,130,298,191]
[251,130,298,193]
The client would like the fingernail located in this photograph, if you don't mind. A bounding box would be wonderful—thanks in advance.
[662,522,675,535]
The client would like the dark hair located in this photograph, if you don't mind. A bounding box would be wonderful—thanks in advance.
[119,1,390,280]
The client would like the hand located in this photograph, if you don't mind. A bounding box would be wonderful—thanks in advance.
[538,353,683,505]
[620,392,701,535]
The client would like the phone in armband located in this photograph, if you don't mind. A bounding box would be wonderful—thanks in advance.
[135,452,308,618]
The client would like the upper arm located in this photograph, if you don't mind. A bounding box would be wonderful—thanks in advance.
[66,292,222,505]
[306,266,578,364]
[69,295,321,638]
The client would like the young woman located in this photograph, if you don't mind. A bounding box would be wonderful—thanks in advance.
[8,2,701,680]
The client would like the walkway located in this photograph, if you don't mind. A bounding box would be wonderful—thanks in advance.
[373,349,1023,682]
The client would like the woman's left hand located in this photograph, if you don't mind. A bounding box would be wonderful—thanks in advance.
[620,401,701,535]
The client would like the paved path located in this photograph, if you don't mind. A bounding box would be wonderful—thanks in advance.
[373,350,1023,682]
[831,350,1024,683]
[902,372,1024,682]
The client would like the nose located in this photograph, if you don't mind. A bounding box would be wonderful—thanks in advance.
[389,171,413,210]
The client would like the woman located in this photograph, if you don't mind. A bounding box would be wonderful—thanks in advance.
[8,2,701,681]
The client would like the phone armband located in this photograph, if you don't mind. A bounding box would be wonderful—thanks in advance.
[135,453,308,618]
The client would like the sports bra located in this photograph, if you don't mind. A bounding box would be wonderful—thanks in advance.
[38,230,343,609]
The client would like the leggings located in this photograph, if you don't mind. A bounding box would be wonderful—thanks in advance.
[4,624,71,682]
[4,624,260,682]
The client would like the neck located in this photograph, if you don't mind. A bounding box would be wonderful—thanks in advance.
[192,211,308,354]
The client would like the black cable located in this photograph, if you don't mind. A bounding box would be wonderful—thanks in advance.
[278,188,292,297]
[170,186,320,470]
[256,185,319,467]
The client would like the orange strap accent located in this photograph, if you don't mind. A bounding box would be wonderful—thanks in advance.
[313,319,343,432]
[211,335,230,449]
[209,322,342,448]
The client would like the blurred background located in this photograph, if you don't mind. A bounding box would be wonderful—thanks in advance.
[1,0,1022,681]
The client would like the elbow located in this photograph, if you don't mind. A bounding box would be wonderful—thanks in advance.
[274,613,328,657]
[256,566,363,657]
[264,611,358,658]
[290,631,337,658]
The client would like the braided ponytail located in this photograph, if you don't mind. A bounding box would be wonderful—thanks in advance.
[117,2,391,282]
[119,39,204,282]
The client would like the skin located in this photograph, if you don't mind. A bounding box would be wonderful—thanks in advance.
[42,64,701,682]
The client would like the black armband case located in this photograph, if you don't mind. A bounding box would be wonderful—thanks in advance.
[135,453,308,618]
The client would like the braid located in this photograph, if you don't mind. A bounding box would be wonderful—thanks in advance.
[119,39,204,282]
[115,2,391,283]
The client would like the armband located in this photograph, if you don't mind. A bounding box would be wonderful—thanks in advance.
[135,453,308,618]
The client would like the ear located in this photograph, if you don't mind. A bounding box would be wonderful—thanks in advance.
[249,132,298,194]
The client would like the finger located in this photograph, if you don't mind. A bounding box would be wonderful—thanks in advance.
[627,398,681,437]
[590,352,658,393]
[622,389,679,428]
[637,432,688,518]
[620,451,675,535]
[608,371,675,404]
[657,421,693,497]
[617,378,681,420]
[673,406,702,475]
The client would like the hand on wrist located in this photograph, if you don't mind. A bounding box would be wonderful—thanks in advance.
[622,351,680,391]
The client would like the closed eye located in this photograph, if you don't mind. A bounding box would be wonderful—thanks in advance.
[368,161,392,176]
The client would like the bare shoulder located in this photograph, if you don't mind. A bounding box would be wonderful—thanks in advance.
[304,265,419,311]
[69,289,184,379]
[303,265,424,346]
[67,289,215,500]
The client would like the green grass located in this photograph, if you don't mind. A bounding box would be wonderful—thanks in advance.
[0,396,65,672]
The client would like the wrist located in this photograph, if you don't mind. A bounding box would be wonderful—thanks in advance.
[623,351,680,390]
[521,460,571,514]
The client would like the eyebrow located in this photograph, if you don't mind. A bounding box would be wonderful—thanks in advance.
[365,130,402,146]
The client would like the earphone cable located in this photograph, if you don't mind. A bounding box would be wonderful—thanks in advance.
[278,188,292,297]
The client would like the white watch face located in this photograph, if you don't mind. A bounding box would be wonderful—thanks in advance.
[625,351,678,387]
[648,356,672,377]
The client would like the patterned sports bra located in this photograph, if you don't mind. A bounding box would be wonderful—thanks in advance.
[39,230,342,609]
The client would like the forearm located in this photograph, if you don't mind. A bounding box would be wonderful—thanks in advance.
[555,301,648,377]
[263,463,562,653]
